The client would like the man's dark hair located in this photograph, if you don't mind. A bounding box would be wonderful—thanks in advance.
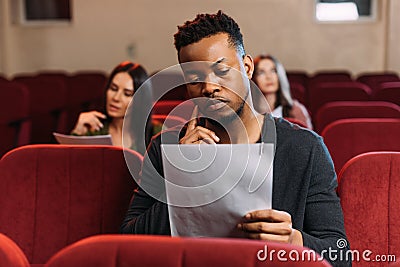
[174,10,245,58]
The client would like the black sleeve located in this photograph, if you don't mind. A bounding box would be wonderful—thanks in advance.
[301,136,351,267]
[120,136,171,235]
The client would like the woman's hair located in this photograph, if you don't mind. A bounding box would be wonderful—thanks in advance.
[105,61,153,154]
[252,54,294,117]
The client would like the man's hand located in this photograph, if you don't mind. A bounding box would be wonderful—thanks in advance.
[179,105,220,144]
[238,209,303,246]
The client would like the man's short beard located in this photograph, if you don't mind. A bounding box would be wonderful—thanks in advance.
[208,90,249,127]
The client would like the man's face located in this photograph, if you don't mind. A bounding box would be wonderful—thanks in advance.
[178,33,254,123]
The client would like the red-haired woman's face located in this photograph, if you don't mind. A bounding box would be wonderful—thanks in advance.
[106,72,134,118]
[253,58,279,95]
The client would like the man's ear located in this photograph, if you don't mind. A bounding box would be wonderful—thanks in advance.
[243,54,254,79]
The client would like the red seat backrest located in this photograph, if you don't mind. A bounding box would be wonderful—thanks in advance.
[12,76,68,143]
[289,82,307,107]
[152,114,187,129]
[373,81,400,106]
[356,72,399,93]
[45,235,331,267]
[0,233,30,267]
[321,118,400,174]
[0,145,141,264]
[64,72,107,132]
[284,117,309,128]
[68,72,108,104]
[0,81,31,156]
[151,71,188,101]
[315,101,400,133]
[308,81,371,115]
[338,152,400,267]
[287,71,309,89]
[311,71,352,83]
[153,100,195,120]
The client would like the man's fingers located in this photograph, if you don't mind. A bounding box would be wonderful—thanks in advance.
[180,126,220,144]
[199,138,215,144]
[181,128,217,144]
[187,105,199,131]
[244,209,291,223]
[238,221,292,236]
[243,232,292,243]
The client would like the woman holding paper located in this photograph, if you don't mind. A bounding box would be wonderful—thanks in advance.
[71,61,161,154]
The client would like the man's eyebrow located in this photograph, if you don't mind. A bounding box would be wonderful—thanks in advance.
[211,58,226,67]
[183,69,200,75]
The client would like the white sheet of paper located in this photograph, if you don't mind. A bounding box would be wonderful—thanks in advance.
[53,132,113,145]
[161,143,274,237]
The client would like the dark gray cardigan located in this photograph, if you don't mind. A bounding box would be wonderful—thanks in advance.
[121,115,351,266]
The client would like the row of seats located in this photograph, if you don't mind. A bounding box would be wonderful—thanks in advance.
[1,93,399,174]
[150,71,400,116]
[314,101,400,133]
[1,71,399,154]
[0,72,107,149]
[0,234,333,267]
[153,100,400,133]
[287,70,399,93]
[305,81,400,115]
[1,145,399,266]
[152,103,400,175]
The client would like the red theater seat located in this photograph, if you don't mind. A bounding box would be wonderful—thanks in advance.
[153,100,195,120]
[0,145,141,265]
[356,72,399,93]
[373,81,400,106]
[151,70,188,101]
[65,72,108,132]
[290,82,307,107]
[308,81,371,116]
[0,233,30,267]
[45,235,331,267]
[284,117,309,129]
[71,71,108,109]
[338,152,400,267]
[310,71,352,83]
[152,114,187,128]
[287,70,309,88]
[321,118,400,174]
[12,76,68,143]
[0,81,31,157]
[315,101,400,133]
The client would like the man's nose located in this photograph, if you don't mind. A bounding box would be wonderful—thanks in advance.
[201,74,220,97]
